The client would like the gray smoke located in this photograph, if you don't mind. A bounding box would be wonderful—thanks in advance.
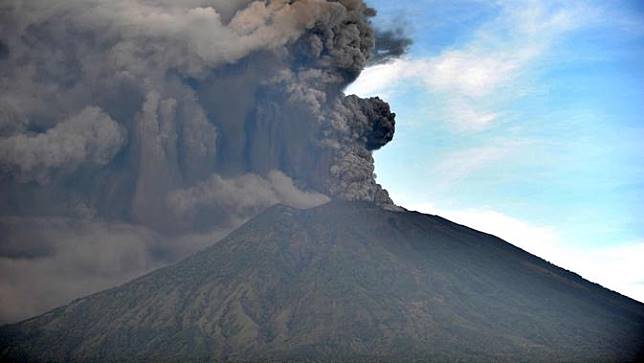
[0,107,126,183]
[0,0,403,323]
[371,28,412,64]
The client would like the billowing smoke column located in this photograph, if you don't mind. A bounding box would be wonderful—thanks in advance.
[0,0,401,322]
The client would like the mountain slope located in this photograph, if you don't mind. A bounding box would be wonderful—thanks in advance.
[1,202,643,362]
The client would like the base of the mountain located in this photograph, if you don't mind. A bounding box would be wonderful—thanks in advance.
[1,202,643,362]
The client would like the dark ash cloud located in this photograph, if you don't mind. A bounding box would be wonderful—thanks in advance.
[0,0,398,323]
[371,28,413,64]
[0,41,8,60]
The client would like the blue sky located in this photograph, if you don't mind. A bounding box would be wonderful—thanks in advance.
[349,0,644,301]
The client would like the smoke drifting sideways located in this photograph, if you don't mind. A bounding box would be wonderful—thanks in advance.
[0,0,407,323]
[371,28,412,65]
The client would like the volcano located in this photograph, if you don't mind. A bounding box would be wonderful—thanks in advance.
[1,201,643,362]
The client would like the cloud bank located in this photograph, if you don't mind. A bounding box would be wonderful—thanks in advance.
[0,0,401,322]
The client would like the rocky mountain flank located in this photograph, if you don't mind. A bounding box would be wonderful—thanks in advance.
[1,201,643,362]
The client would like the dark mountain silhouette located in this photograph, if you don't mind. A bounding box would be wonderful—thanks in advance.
[1,201,643,362]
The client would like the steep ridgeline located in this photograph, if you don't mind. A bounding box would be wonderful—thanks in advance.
[1,202,643,362]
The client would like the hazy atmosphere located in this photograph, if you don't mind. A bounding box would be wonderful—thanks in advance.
[0,0,642,331]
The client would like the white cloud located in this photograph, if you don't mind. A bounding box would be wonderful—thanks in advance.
[399,199,644,303]
[429,140,527,189]
[347,0,596,129]
[443,100,501,130]
[345,59,411,98]
[417,50,526,98]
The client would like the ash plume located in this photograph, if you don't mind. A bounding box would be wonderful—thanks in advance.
[0,0,403,323]
[371,28,413,64]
